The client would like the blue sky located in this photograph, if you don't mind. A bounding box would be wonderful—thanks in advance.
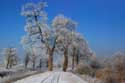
[0,0,125,57]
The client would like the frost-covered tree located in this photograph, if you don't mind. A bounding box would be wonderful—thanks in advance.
[52,15,77,71]
[69,33,87,69]
[68,31,92,70]
[23,46,41,70]
[2,48,18,69]
[52,15,92,71]
[21,2,58,71]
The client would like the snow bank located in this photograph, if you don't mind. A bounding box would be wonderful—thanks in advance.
[14,71,88,83]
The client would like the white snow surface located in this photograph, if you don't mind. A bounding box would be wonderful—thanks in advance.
[14,71,88,83]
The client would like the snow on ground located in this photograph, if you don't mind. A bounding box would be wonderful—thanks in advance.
[14,71,88,83]
[0,64,24,72]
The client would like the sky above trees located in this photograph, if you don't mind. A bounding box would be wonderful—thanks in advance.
[0,0,125,56]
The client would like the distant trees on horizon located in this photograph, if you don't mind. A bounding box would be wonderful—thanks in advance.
[2,47,18,69]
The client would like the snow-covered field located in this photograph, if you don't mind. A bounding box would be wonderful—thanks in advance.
[14,71,88,83]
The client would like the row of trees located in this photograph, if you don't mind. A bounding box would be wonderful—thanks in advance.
[21,2,93,71]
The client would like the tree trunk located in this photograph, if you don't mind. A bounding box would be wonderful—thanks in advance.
[32,56,36,70]
[6,58,9,69]
[25,62,28,69]
[72,54,75,70]
[47,49,54,71]
[25,55,29,69]
[6,62,9,69]
[32,60,35,70]
[46,60,48,68]
[48,50,53,71]
[39,59,42,69]
[72,48,76,70]
[9,57,12,69]
[6,56,11,69]
[75,54,79,67]
[63,49,68,72]
[47,36,57,71]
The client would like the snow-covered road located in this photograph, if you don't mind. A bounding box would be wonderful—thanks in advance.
[14,71,88,83]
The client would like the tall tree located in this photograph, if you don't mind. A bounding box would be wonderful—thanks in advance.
[21,2,58,71]
[52,15,77,71]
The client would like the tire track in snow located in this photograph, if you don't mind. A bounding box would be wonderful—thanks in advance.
[40,72,55,83]
[43,72,61,83]
[57,72,61,83]
[50,72,60,83]
[50,73,56,83]
[14,72,88,83]
[54,72,61,83]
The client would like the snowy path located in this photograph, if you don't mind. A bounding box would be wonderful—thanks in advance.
[14,71,88,83]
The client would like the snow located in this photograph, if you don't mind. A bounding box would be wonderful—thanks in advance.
[14,71,88,83]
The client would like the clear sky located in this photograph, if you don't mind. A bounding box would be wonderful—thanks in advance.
[0,0,125,57]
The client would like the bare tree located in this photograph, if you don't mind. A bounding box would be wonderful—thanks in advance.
[3,48,18,69]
